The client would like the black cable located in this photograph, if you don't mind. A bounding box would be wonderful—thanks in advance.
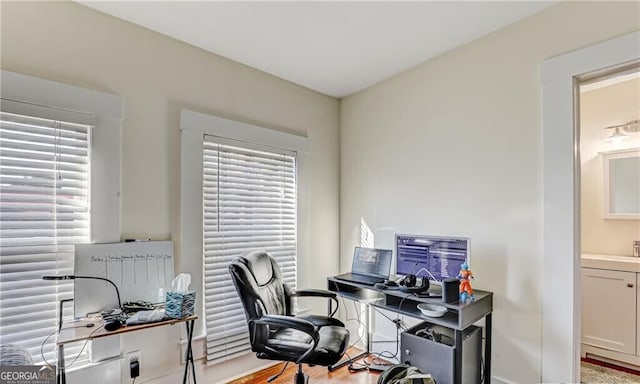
[332,281,366,348]
[345,302,368,371]
[346,301,365,347]
[396,292,413,314]
[363,299,408,367]
[365,291,417,363]
[360,290,408,366]
[344,285,392,370]
[336,280,409,370]
[365,321,401,364]
[347,355,369,372]
[331,280,369,372]
[371,306,408,332]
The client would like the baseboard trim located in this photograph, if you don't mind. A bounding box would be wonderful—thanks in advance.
[582,344,640,368]
[582,356,640,376]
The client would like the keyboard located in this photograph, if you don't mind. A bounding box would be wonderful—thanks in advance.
[334,273,385,286]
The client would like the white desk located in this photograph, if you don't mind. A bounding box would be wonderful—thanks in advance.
[56,316,197,384]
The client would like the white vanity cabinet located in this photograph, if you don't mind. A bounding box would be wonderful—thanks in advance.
[581,254,640,367]
[581,268,636,354]
[637,280,640,361]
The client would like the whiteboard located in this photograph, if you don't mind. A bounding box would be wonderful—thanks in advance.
[74,241,174,317]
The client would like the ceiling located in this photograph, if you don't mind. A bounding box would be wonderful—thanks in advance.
[78,1,557,98]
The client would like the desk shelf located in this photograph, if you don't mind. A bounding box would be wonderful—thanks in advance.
[328,277,492,330]
[382,289,492,330]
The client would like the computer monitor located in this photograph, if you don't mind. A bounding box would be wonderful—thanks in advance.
[395,234,470,284]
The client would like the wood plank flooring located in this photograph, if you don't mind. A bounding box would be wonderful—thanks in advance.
[228,349,384,384]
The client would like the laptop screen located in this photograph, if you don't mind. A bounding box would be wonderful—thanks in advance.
[352,247,392,278]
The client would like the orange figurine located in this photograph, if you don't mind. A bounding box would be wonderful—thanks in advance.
[458,261,474,302]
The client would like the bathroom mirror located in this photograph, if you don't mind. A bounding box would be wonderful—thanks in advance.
[602,148,640,219]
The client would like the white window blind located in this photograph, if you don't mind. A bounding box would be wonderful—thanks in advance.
[203,135,297,365]
[0,111,91,364]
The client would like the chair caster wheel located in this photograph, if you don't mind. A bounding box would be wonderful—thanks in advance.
[294,372,308,384]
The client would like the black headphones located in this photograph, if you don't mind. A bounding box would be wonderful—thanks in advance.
[398,274,430,294]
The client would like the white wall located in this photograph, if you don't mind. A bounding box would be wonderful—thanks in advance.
[1,2,340,383]
[580,78,640,256]
[340,2,639,383]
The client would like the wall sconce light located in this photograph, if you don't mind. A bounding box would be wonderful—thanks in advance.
[605,119,640,144]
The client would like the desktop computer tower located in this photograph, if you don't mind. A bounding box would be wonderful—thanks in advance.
[400,322,481,384]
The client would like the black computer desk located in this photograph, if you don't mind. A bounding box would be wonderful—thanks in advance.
[327,277,492,384]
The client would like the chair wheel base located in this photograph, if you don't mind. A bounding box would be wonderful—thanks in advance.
[294,371,308,384]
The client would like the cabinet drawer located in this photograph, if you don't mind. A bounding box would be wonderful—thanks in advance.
[582,268,636,355]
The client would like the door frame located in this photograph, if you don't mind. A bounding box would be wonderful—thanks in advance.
[541,31,640,383]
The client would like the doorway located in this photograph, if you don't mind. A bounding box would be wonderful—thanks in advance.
[541,31,640,383]
[577,66,640,381]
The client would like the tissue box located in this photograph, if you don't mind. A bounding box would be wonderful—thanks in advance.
[165,291,196,319]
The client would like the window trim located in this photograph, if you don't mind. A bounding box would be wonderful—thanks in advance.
[0,70,122,366]
[1,70,122,242]
[180,109,308,342]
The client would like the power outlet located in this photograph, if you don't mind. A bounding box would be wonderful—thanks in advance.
[126,350,141,378]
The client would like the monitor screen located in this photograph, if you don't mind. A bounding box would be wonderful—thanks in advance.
[352,247,392,278]
[395,234,470,284]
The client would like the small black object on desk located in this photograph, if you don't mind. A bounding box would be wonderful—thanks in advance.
[104,320,122,331]
[442,278,460,304]
[398,274,430,294]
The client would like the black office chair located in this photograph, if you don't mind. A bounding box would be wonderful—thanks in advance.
[229,250,350,384]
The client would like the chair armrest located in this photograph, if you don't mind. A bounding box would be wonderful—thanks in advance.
[252,315,317,338]
[250,315,319,364]
[291,289,339,317]
[291,289,337,299]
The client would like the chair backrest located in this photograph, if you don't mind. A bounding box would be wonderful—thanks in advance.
[229,250,293,324]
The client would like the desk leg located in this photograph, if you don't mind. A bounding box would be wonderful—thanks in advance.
[454,329,463,384]
[57,344,65,384]
[183,320,196,384]
[485,313,492,384]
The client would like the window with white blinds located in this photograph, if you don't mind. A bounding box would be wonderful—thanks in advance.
[0,111,91,364]
[203,135,297,365]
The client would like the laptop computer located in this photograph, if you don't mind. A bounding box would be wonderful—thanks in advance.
[334,247,392,286]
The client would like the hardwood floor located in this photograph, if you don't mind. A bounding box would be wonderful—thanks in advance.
[228,349,384,384]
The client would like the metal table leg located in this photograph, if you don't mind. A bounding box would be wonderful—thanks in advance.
[454,329,463,384]
[485,313,492,383]
[183,319,196,384]
[57,344,65,384]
